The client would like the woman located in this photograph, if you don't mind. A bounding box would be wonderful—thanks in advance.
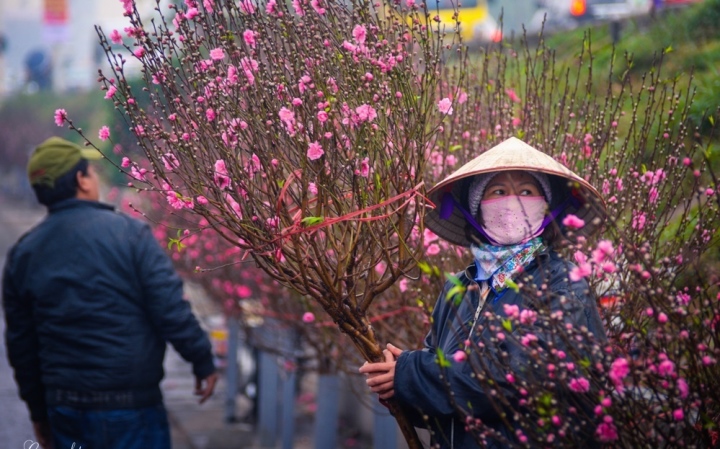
[360,137,608,448]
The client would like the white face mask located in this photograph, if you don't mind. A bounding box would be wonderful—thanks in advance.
[480,196,548,245]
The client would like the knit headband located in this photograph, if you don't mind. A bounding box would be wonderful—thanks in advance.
[468,171,552,217]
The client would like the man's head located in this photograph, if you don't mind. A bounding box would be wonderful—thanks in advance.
[27,137,103,206]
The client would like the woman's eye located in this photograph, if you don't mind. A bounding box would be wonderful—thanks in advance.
[491,189,505,196]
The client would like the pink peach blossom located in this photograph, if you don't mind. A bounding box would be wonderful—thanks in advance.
[398,278,408,292]
[311,0,325,14]
[167,191,194,210]
[98,126,110,141]
[209,48,225,60]
[609,357,629,390]
[437,98,453,115]
[292,0,305,15]
[307,141,324,160]
[677,378,689,399]
[596,422,618,442]
[214,159,232,190]
[521,334,538,346]
[236,285,252,298]
[54,109,67,127]
[562,214,585,229]
[352,24,367,44]
[452,350,466,363]
[569,263,592,282]
[519,309,537,325]
[503,304,519,319]
[110,29,123,44]
[243,29,257,48]
[569,377,590,393]
[104,85,117,99]
[162,153,180,171]
[355,104,377,122]
[186,7,199,19]
[658,359,675,377]
[505,88,521,103]
[353,158,368,179]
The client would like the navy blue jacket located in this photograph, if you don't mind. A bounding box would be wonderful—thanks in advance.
[394,250,607,448]
[2,199,215,421]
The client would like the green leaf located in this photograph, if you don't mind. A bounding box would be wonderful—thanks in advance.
[436,348,451,368]
[664,45,673,54]
[449,144,462,152]
[418,261,433,275]
[504,278,520,293]
[709,115,715,126]
[301,216,324,227]
[579,358,591,369]
[167,238,185,253]
[516,129,525,139]
[640,164,647,175]
[502,319,512,333]
[447,285,466,306]
[445,273,463,286]
[540,392,553,407]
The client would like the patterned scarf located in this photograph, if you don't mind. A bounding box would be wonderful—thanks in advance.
[470,238,545,293]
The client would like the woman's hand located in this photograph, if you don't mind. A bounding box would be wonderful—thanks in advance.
[359,343,404,399]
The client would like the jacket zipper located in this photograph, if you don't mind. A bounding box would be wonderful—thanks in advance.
[454,281,490,448]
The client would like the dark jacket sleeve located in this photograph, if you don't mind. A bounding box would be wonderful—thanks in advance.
[132,222,215,379]
[2,247,47,422]
[394,280,500,422]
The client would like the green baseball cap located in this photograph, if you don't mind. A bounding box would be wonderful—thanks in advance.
[27,137,104,187]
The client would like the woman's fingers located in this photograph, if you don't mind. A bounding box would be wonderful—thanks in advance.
[369,380,394,394]
[366,372,394,387]
[359,361,392,374]
[378,389,395,400]
[386,343,404,357]
[383,349,394,362]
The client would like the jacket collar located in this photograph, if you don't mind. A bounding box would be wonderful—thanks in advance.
[48,198,115,214]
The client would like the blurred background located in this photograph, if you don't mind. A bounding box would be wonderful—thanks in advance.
[0,0,716,448]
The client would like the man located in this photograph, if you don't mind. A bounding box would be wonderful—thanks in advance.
[3,137,218,449]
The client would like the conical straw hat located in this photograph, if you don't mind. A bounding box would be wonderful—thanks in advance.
[425,137,607,247]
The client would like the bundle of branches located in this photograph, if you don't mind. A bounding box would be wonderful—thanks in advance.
[123,189,412,375]
[59,0,465,444]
